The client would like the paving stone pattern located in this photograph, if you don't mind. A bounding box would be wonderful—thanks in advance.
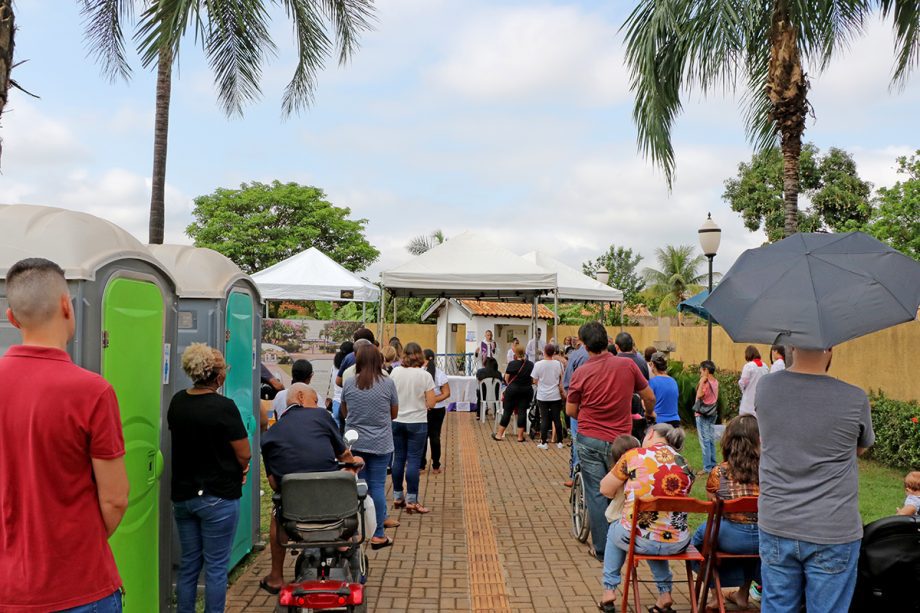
[227,412,695,612]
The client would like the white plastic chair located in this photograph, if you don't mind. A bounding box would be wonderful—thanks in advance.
[479,377,502,423]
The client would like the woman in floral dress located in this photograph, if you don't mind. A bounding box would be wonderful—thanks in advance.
[597,423,695,613]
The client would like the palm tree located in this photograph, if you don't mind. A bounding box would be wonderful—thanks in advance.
[0,1,14,160]
[406,229,445,255]
[623,1,919,238]
[81,0,375,243]
[643,245,708,319]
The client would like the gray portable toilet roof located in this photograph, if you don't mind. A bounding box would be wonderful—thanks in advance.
[0,204,175,284]
[148,244,261,301]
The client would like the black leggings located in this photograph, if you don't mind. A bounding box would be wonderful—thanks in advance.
[424,408,446,469]
[538,399,563,444]
[500,386,532,429]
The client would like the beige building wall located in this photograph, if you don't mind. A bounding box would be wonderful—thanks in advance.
[551,320,920,402]
[374,323,439,352]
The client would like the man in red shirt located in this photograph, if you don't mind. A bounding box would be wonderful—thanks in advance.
[566,321,655,560]
[0,258,129,612]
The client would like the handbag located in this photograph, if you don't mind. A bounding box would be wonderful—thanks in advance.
[693,379,718,417]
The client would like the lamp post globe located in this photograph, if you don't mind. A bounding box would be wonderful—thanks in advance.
[698,214,721,361]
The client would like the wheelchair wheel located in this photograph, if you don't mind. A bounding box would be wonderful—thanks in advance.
[570,467,590,543]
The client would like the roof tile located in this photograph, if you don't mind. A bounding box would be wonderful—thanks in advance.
[460,300,555,319]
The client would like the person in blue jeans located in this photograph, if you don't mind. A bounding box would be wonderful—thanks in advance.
[57,590,124,613]
[566,322,655,560]
[562,341,589,486]
[694,360,719,472]
[168,344,252,612]
[390,343,437,514]
[341,343,401,548]
[755,346,875,613]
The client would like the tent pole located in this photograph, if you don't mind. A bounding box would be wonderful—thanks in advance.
[532,296,538,362]
[378,290,385,340]
[362,301,366,325]
[553,290,559,341]
[393,296,398,339]
[444,300,449,373]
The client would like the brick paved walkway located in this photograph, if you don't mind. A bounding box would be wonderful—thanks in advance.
[227,412,697,612]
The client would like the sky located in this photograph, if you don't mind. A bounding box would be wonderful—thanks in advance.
[3,0,918,282]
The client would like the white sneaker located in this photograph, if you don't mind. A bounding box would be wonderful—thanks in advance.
[556,443,564,449]
[536,443,548,450]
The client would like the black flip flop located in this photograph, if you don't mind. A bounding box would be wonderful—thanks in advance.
[647,606,676,613]
[597,600,617,612]
[491,433,503,441]
[370,537,393,550]
[259,579,281,595]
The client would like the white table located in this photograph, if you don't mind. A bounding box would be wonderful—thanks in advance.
[446,375,479,411]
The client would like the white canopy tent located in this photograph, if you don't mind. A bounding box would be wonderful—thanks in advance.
[251,247,379,303]
[380,231,557,353]
[521,250,624,302]
[381,231,556,298]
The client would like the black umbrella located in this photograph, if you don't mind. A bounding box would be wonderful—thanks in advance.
[702,232,920,349]
[677,289,718,324]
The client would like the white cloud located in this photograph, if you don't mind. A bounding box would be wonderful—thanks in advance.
[430,4,628,105]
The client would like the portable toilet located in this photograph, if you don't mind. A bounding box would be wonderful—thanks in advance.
[148,245,262,572]
[0,204,178,612]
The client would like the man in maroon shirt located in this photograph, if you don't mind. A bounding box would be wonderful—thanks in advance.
[0,258,129,612]
[566,321,655,560]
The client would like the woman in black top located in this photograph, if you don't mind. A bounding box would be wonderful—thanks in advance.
[168,343,251,613]
[493,345,534,442]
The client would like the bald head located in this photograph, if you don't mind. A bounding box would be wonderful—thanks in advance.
[286,382,318,408]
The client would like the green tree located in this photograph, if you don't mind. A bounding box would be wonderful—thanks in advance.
[582,245,646,306]
[623,1,919,238]
[868,150,920,260]
[82,0,375,244]
[186,180,379,274]
[406,229,445,256]
[0,1,13,159]
[724,144,872,241]
[642,245,708,316]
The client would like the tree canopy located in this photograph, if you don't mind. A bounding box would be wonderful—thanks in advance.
[642,245,708,314]
[187,180,379,274]
[868,150,920,260]
[582,245,646,306]
[406,230,445,256]
[723,144,873,242]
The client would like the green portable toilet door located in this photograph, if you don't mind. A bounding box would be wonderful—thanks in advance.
[102,278,165,613]
[225,291,256,568]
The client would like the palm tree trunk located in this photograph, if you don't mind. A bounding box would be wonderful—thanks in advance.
[149,47,173,245]
[767,0,808,238]
[0,0,14,162]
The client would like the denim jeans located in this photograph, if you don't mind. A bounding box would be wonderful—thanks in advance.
[569,418,579,478]
[174,495,241,613]
[391,421,428,504]
[692,520,761,587]
[357,451,389,538]
[695,413,717,471]
[575,433,616,558]
[604,521,690,593]
[759,529,860,613]
[55,590,123,613]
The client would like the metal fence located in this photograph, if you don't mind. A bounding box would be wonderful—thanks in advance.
[433,352,477,376]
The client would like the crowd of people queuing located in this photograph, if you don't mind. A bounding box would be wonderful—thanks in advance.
[0,255,910,613]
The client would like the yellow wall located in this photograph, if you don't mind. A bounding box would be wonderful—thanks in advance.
[551,320,920,402]
[374,323,438,352]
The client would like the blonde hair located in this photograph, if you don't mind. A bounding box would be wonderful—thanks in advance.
[905,471,920,492]
[382,345,397,363]
[181,343,226,385]
[514,344,526,359]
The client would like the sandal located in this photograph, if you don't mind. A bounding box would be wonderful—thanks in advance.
[647,606,676,613]
[370,536,393,550]
[383,518,400,528]
[259,578,281,595]
[405,502,430,514]
[393,498,406,509]
[491,433,503,441]
[597,600,617,612]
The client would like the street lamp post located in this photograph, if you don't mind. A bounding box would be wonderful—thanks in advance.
[698,213,721,361]
[596,268,609,325]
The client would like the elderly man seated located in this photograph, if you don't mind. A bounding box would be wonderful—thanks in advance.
[258,383,362,594]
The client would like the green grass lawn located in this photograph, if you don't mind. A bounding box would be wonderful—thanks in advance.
[679,428,905,527]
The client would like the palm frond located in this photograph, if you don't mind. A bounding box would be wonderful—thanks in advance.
[280,0,374,115]
[880,0,920,86]
[79,0,136,81]
[204,0,277,117]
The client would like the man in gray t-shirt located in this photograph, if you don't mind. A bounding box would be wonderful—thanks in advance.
[755,347,874,613]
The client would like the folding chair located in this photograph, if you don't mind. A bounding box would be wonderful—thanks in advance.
[479,377,502,422]
[696,496,759,613]
[622,496,715,613]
